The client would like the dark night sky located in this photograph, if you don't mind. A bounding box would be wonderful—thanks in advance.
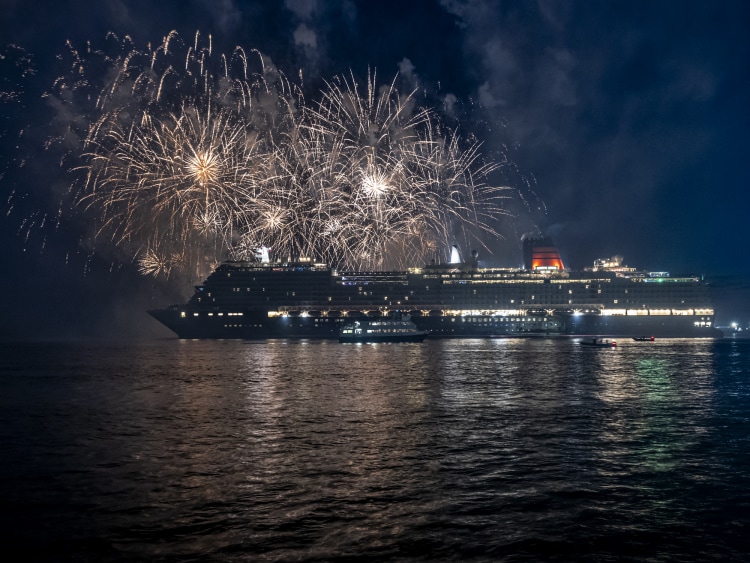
[1,0,749,339]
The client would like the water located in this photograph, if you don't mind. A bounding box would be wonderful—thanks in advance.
[1,337,749,561]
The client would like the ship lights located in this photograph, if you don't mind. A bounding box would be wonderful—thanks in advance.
[530,246,565,271]
[602,309,627,316]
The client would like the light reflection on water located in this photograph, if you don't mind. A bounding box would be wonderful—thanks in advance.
[0,338,748,561]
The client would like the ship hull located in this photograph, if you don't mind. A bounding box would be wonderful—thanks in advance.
[149,308,720,339]
[148,308,342,339]
[561,313,720,338]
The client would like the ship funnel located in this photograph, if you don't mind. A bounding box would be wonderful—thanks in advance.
[523,236,565,271]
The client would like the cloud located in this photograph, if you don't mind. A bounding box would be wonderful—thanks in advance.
[398,57,416,79]
[105,0,133,28]
[536,0,571,30]
[340,0,357,24]
[477,81,502,108]
[537,48,576,106]
[284,0,317,20]
[443,92,458,117]
[438,0,494,29]
[397,57,420,90]
[666,61,718,103]
[293,23,317,50]
[196,0,242,34]
[481,37,517,78]
[284,0,323,69]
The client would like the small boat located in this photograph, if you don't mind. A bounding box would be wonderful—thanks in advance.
[580,338,617,348]
[339,314,427,343]
[632,336,655,342]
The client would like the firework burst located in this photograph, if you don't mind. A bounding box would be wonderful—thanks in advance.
[41,31,514,277]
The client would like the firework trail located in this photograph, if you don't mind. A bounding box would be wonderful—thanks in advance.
[42,31,513,277]
[1,47,35,186]
[294,70,510,269]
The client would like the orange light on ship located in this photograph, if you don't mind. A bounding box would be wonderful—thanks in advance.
[531,247,565,270]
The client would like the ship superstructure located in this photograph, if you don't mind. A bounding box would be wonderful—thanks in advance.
[148,240,719,339]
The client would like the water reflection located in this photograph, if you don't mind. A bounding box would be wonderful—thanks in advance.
[0,338,746,561]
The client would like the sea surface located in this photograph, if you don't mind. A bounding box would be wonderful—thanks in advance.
[1,337,749,562]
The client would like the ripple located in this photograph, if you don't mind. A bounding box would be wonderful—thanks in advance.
[1,339,749,560]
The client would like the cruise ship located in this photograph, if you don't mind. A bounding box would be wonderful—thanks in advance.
[148,238,720,339]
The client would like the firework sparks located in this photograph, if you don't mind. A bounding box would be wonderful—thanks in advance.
[35,31,514,277]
